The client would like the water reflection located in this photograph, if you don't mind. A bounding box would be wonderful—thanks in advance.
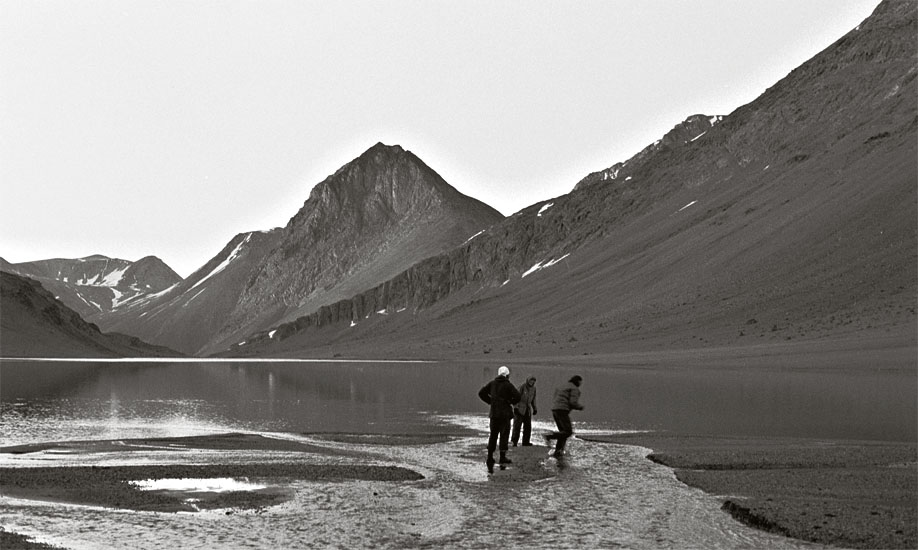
[1,359,915,448]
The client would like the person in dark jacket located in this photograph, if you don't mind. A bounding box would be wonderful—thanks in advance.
[511,376,538,447]
[478,365,521,471]
[545,375,584,458]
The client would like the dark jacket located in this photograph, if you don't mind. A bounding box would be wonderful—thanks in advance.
[479,376,521,421]
[551,381,583,412]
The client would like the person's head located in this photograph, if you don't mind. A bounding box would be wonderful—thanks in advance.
[569,375,582,387]
[526,376,537,386]
[497,365,510,378]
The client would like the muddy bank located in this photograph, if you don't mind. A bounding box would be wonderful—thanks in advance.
[0,433,425,515]
[585,433,917,549]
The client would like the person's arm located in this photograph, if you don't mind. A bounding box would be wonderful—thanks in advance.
[507,382,522,405]
[532,387,537,415]
[478,383,492,404]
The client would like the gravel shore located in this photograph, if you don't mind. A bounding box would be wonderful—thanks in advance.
[584,433,917,549]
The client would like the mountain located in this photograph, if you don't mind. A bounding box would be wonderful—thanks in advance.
[230,0,916,359]
[0,271,180,358]
[2,255,181,320]
[574,114,725,191]
[96,143,504,355]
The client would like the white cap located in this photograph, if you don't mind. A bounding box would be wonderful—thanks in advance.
[497,365,510,377]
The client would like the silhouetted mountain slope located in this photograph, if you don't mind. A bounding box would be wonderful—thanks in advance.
[0,271,180,358]
[97,143,504,355]
[232,0,916,359]
[3,255,181,320]
[94,229,283,356]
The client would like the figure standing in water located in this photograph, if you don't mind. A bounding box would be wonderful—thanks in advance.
[511,376,538,447]
[478,365,521,472]
[545,375,584,458]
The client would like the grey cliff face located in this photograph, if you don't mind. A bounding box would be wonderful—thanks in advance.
[90,142,503,356]
[211,143,503,354]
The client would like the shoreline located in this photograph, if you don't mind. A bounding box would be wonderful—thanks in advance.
[2,432,916,549]
[584,433,917,549]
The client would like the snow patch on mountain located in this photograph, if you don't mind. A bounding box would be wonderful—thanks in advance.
[522,254,571,278]
[537,203,554,217]
[98,266,128,287]
[184,288,207,307]
[192,234,252,290]
[463,230,486,245]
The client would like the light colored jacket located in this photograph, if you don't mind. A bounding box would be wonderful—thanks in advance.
[515,380,537,416]
[551,381,583,412]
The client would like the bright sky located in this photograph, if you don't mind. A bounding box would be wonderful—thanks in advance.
[0,0,880,278]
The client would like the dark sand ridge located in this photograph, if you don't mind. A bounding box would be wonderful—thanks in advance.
[0,433,427,513]
[2,432,916,549]
[587,434,917,550]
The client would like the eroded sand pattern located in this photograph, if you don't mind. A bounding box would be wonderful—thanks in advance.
[0,422,826,549]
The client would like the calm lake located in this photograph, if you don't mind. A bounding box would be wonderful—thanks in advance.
[1,358,915,549]
[2,358,915,444]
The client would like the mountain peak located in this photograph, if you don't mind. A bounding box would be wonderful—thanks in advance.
[368,142,405,154]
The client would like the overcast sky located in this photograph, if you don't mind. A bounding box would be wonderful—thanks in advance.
[1,0,879,277]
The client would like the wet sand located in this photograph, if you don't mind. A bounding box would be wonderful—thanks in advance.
[0,432,426,548]
[585,433,917,549]
[3,432,916,549]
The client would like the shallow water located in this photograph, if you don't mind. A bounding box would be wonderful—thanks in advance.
[3,358,913,548]
[1,423,824,550]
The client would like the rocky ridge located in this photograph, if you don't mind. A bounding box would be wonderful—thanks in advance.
[94,143,504,355]
[232,0,916,358]
[574,114,724,191]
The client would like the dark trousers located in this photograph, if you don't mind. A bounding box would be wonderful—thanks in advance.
[487,416,511,457]
[511,410,532,445]
[551,409,573,452]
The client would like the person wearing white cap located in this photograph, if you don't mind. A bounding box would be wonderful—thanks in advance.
[478,365,521,471]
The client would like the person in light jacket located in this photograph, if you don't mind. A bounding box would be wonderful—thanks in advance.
[511,376,538,447]
[478,365,521,471]
[545,375,584,458]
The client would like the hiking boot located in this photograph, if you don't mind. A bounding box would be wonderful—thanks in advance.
[521,442,533,446]
[499,453,512,464]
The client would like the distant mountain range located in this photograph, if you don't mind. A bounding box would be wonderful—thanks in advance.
[24,143,503,356]
[2,0,915,360]
[1,255,181,319]
[0,271,178,357]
